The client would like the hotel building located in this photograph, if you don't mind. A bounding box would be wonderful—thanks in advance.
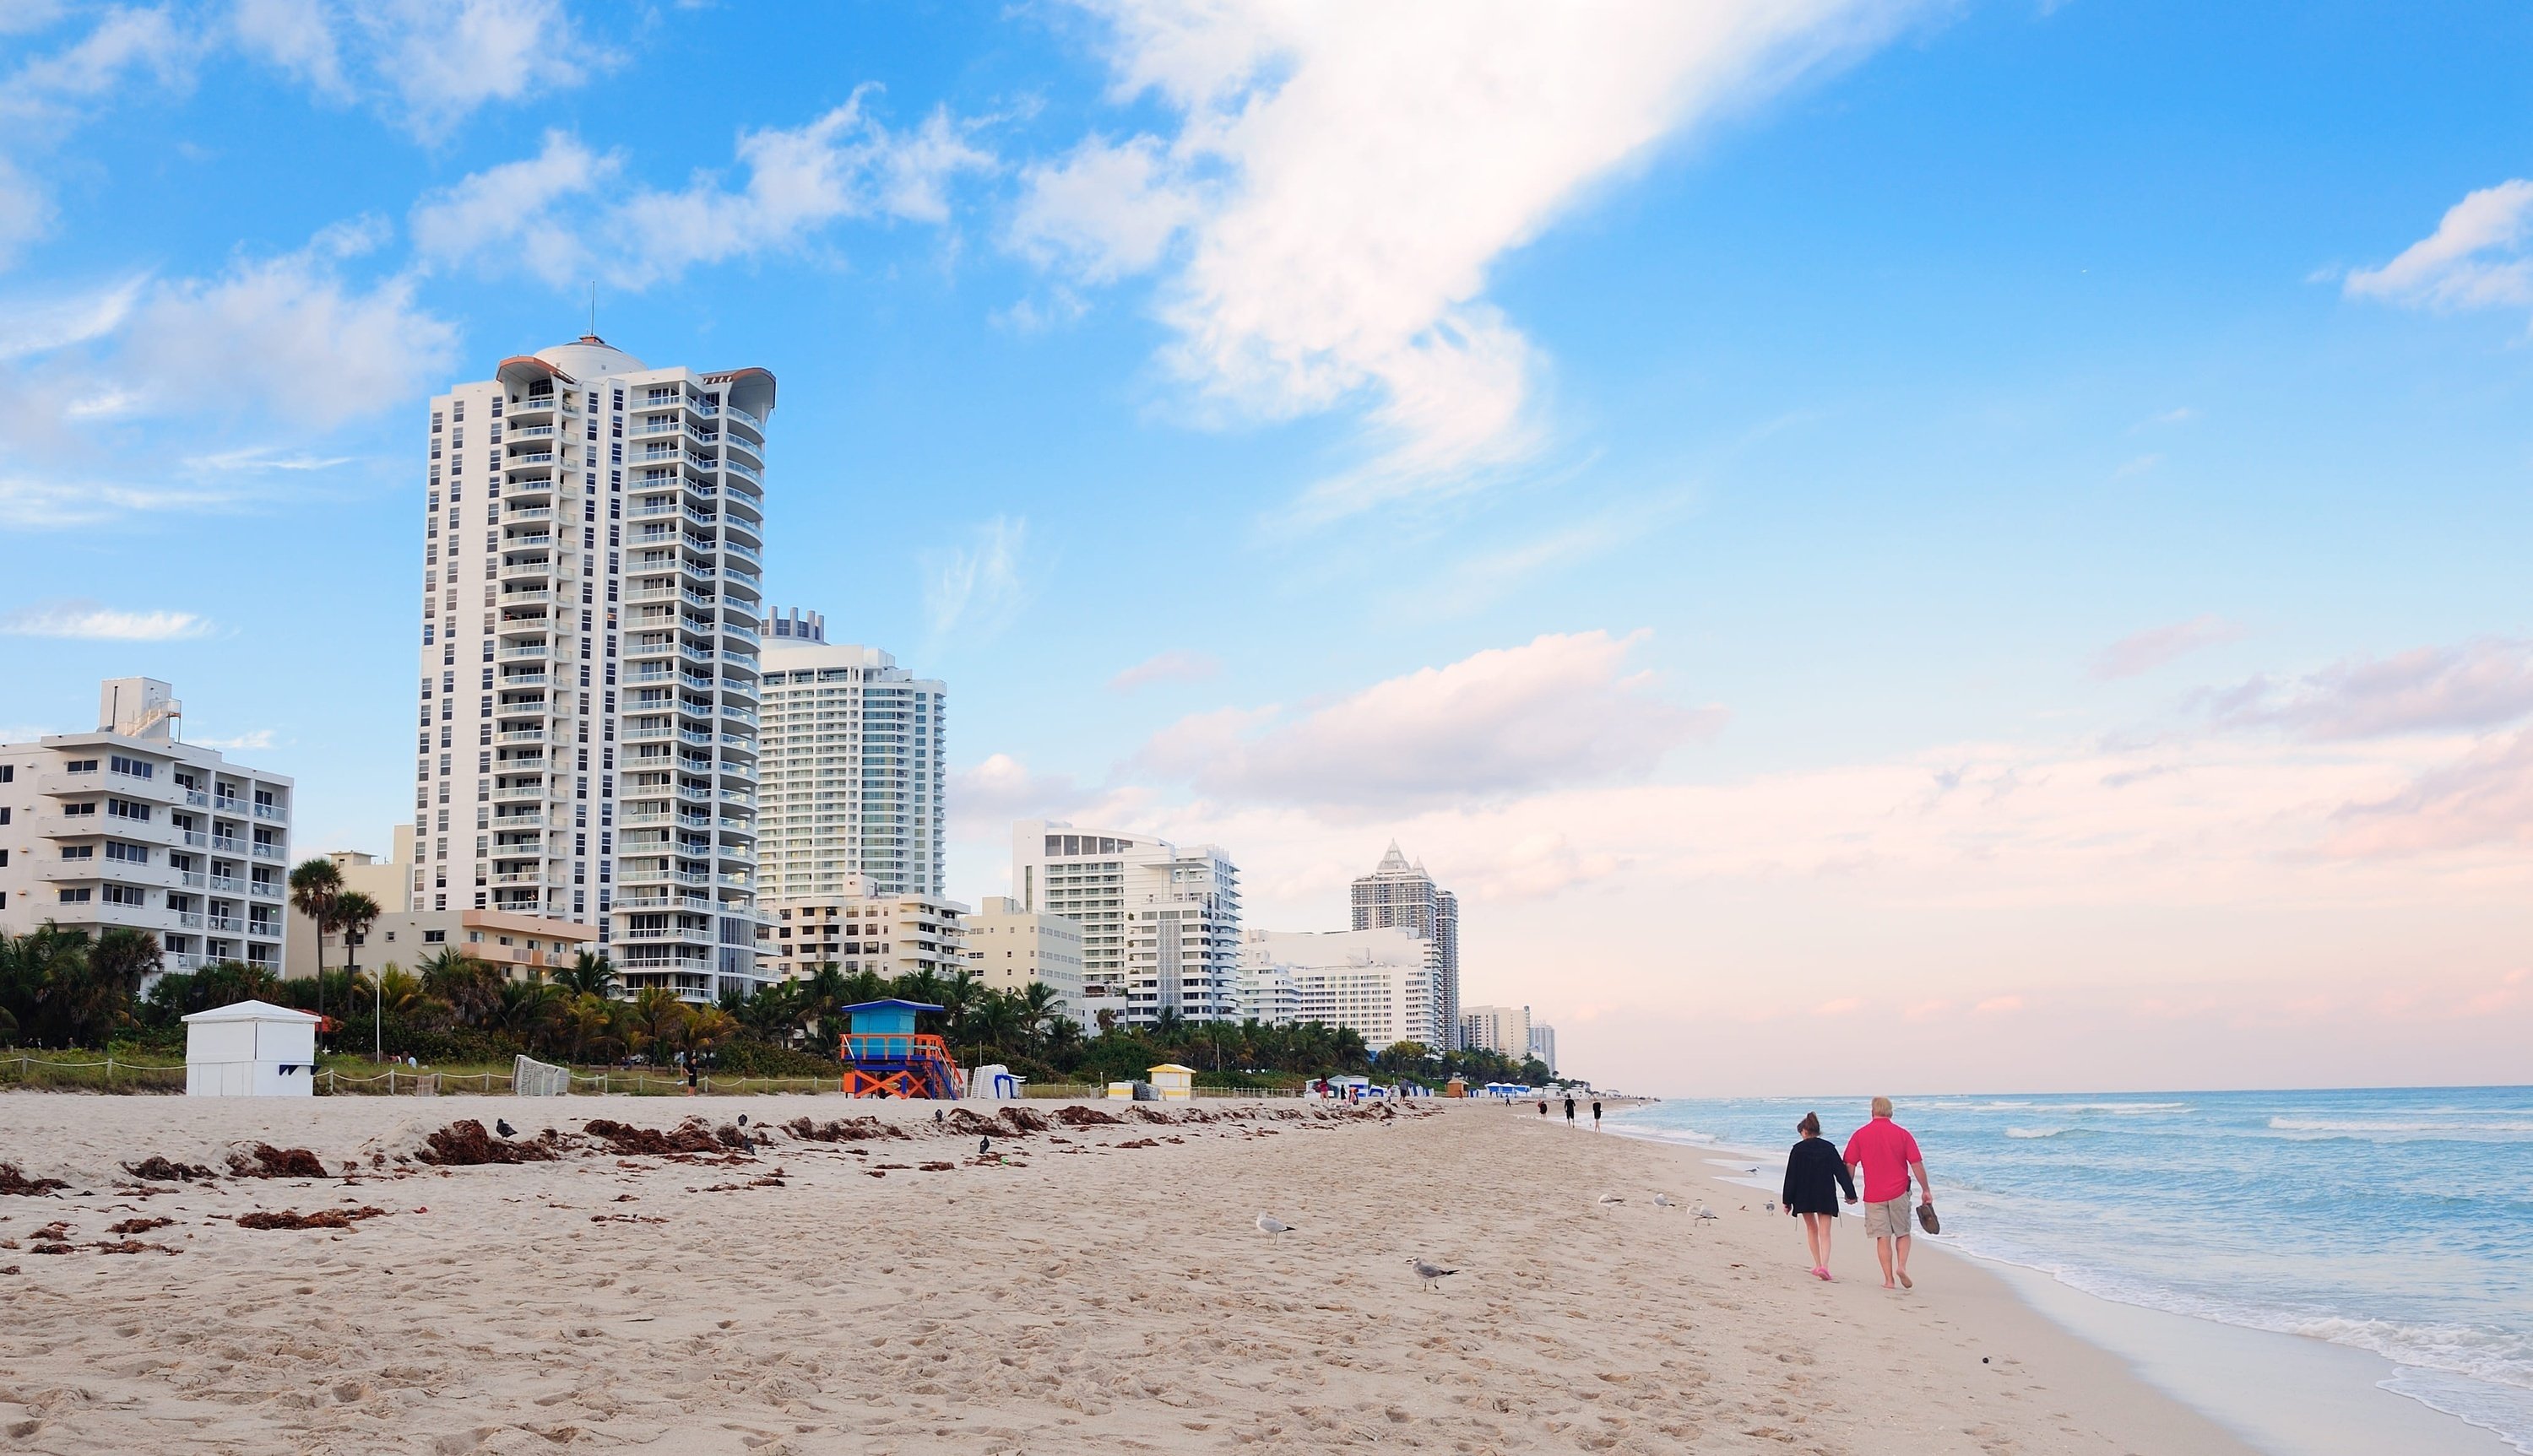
[1350,843,1461,1048]
[965,895,1090,1028]
[757,609,946,899]
[760,873,966,982]
[0,678,292,978]
[1528,1022,1558,1075]
[413,337,773,1004]
[1239,926,1440,1051]
[1459,1003,1533,1061]
[1011,820,1240,1025]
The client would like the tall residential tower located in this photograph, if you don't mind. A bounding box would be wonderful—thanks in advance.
[757,608,946,899]
[414,337,773,1003]
[1350,843,1461,1047]
[1012,820,1240,1026]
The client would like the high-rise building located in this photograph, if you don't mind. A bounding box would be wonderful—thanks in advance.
[1350,843,1460,1047]
[1460,1003,1532,1061]
[1012,820,1240,1026]
[757,609,946,899]
[760,873,965,982]
[412,337,774,1004]
[1528,1022,1558,1075]
[0,678,293,980]
[966,896,1089,1028]
[1239,927,1440,1050]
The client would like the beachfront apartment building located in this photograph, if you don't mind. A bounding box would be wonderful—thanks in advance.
[1529,1022,1558,1075]
[1011,820,1240,1026]
[1460,1004,1532,1061]
[0,679,292,980]
[757,609,946,900]
[965,896,1090,1029]
[1352,843,1461,1049]
[412,337,774,1005]
[283,836,412,980]
[1240,926,1442,1051]
[760,874,966,983]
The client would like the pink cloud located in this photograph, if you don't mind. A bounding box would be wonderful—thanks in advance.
[2210,637,2533,739]
[2091,614,2241,680]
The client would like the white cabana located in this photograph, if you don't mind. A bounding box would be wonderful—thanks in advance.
[183,999,321,1096]
[968,1064,1021,1100]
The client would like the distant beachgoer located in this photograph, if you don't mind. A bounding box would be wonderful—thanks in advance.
[1842,1097,1933,1290]
[1564,1095,1576,1128]
[1592,1100,1603,1131]
[1783,1111,1858,1281]
[683,1053,699,1096]
[1538,1100,1548,1117]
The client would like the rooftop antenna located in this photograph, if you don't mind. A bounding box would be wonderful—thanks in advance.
[588,281,597,339]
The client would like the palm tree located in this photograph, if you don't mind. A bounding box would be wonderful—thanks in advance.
[556,950,618,1000]
[419,949,502,1027]
[626,986,690,1059]
[287,858,343,1026]
[333,890,381,981]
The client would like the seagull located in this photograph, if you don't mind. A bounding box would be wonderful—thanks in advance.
[495,1118,517,1139]
[1406,1258,1459,1291]
[1653,1193,1677,1210]
[1597,1193,1626,1205]
[1694,1204,1718,1221]
[1256,1213,1294,1235]
[1765,1200,1777,1214]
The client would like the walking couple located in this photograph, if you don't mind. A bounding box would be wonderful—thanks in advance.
[1782,1096,1934,1289]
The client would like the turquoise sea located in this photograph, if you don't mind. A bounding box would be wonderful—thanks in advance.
[1613,1087,2533,1453]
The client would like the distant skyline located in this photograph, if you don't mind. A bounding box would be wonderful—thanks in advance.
[2,2,2529,1092]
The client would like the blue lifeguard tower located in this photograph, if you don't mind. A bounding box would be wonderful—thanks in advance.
[837,999,962,1100]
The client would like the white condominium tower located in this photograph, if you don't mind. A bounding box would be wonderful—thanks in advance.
[0,679,293,979]
[757,609,946,898]
[1012,820,1240,1026]
[413,336,774,1003]
[1351,843,1461,1048]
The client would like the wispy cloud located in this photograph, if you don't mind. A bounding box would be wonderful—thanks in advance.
[923,515,1029,639]
[2343,179,2533,311]
[2090,614,2241,680]
[190,728,277,752]
[232,0,610,139]
[412,95,994,291]
[1012,0,1923,520]
[2208,638,2533,740]
[1108,649,1220,693]
[0,599,213,641]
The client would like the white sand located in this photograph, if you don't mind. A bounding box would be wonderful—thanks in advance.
[0,1094,2259,1454]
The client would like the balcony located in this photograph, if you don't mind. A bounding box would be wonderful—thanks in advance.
[212,795,244,812]
[491,783,547,802]
[502,588,554,606]
[723,458,762,485]
[176,912,204,929]
[207,915,242,934]
[210,836,242,853]
[182,788,209,806]
[507,532,554,549]
[249,880,279,898]
[182,831,207,847]
[179,871,205,888]
[492,812,547,831]
[500,672,550,689]
[500,561,554,581]
[496,728,547,744]
[511,394,556,417]
[506,451,556,468]
[251,843,286,861]
[252,803,288,823]
[506,505,554,521]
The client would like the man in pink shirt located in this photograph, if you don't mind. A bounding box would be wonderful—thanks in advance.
[1842,1096,1933,1290]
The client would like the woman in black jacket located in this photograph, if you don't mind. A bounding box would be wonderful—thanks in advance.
[1782,1111,1858,1280]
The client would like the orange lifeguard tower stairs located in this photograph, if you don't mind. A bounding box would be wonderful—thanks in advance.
[837,999,961,1099]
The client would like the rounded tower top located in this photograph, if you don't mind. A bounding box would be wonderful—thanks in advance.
[534,334,648,379]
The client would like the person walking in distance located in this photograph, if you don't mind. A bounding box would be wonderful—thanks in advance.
[1783,1112,1858,1280]
[1564,1094,1576,1129]
[1843,1097,1933,1289]
[1592,1099,1603,1131]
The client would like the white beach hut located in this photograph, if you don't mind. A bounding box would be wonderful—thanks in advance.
[968,1064,1021,1100]
[183,999,322,1096]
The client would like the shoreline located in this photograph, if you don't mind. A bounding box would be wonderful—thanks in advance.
[1608,1113,2519,1456]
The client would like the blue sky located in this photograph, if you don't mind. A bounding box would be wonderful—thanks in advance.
[3,0,2530,1092]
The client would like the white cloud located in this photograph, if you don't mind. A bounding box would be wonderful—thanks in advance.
[949,752,1093,826]
[0,599,212,641]
[230,0,603,137]
[2344,180,2533,311]
[2210,638,2533,740]
[414,96,993,290]
[191,728,276,752]
[923,515,1029,639]
[1108,649,1220,693]
[1015,0,1917,517]
[3,5,192,116]
[1138,629,1723,810]
[2091,614,2241,680]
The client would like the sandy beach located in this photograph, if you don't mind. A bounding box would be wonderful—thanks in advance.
[0,1095,2258,1455]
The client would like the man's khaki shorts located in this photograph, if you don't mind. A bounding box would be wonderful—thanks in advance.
[1863,1197,1914,1241]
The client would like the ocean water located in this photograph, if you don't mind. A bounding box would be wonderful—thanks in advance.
[1612,1087,2533,1453]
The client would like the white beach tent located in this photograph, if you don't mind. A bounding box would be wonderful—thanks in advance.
[182,999,321,1097]
[968,1064,1021,1100]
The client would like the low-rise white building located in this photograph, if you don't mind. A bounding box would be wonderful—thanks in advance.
[0,679,293,980]
[1460,1004,1532,1060]
[760,873,966,982]
[1241,926,1440,1050]
[965,895,1089,1027]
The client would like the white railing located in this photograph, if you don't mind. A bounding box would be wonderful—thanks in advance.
[176,912,203,929]
[210,836,242,853]
[179,871,204,888]
[251,843,286,861]
[249,880,279,898]
[252,803,287,822]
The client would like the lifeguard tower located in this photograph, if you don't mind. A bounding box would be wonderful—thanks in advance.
[1147,1063,1195,1101]
[838,999,962,1100]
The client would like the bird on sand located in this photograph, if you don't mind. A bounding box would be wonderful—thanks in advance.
[1407,1258,1459,1291]
[1256,1213,1294,1235]
[1695,1204,1718,1221]
[979,1136,991,1156]
[737,1113,749,1127]
[1653,1193,1678,1210]
[1597,1193,1626,1205]
[495,1118,516,1138]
